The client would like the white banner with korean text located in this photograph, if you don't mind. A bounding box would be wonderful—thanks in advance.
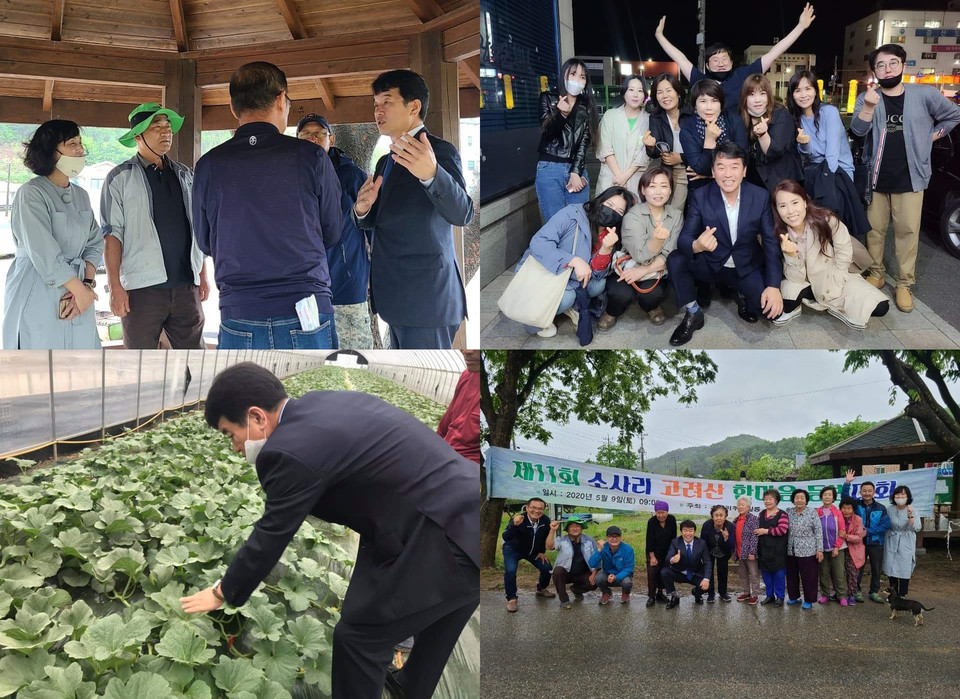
[486,447,939,516]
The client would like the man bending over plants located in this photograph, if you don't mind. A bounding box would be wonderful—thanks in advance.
[180,362,479,699]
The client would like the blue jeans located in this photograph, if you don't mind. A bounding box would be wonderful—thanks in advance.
[502,544,552,601]
[761,568,786,600]
[535,160,590,223]
[218,314,337,349]
[524,276,607,333]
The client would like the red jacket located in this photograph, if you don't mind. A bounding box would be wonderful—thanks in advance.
[437,369,480,464]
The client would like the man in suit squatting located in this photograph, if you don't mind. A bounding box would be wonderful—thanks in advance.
[180,363,479,699]
[661,519,713,609]
[666,141,784,346]
[352,69,475,349]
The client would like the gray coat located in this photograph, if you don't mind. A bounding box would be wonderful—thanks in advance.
[786,506,823,558]
[882,505,921,579]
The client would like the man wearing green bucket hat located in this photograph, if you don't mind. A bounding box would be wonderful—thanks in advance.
[546,515,598,609]
[101,102,209,348]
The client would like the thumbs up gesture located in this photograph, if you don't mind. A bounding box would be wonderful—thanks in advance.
[671,547,682,564]
[779,233,799,256]
[753,116,769,137]
[513,514,524,527]
[796,128,810,145]
[549,520,560,531]
[642,130,657,147]
[864,85,881,107]
[695,226,718,253]
[705,120,722,140]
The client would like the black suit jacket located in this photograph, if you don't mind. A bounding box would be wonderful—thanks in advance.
[675,180,783,287]
[219,391,479,624]
[353,127,473,328]
[665,536,712,581]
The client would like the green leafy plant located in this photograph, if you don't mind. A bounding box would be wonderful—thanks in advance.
[0,367,447,698]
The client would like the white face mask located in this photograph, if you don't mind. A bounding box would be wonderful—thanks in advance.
[244,413,267,466]
[55,154,86,179]
[564,80,584,97]
[894,497,908,506]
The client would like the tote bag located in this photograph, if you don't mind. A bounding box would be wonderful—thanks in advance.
[497,223,580,329]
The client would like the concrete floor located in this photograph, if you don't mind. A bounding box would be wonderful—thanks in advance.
[481,567,960,698]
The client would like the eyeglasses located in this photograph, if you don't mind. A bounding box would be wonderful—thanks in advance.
[655,142,672,155]
[874,59,902,72]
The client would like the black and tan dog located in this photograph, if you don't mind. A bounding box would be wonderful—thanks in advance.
[882,587,935,626]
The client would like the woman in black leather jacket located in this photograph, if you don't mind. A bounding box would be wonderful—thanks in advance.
[643,73,694,211]
[736,73,803,193]
[535,57,599,223]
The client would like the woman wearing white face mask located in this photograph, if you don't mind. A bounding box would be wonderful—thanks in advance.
[883,485,921,598]
[595,74,650,197]
[3,120,102,349]
[536,58,600,223]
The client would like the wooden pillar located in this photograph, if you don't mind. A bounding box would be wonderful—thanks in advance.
[164,59,202,168]
[411,30,467,348]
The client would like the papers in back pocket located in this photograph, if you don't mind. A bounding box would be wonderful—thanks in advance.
[295,295,320,331]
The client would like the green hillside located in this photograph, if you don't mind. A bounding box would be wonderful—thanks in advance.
[645,433,806,476]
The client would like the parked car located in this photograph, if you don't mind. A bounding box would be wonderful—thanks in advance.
[926,124,960,259]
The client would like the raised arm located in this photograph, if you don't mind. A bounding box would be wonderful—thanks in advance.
[654,16,694,81]
[760,3,816,73]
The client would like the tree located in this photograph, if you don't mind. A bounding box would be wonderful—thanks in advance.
[743,454,794,482]
[587,440,640,470]
[480,350,717,567]
[804,417,878,457]
[844,351,960,458]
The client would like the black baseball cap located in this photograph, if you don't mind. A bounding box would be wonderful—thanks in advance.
[606,526,622,537]
[297,113,331,133]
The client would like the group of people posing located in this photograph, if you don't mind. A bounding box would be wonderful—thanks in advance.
[501,471,921,611]
[4,65,473,350]
[515,2,960,345]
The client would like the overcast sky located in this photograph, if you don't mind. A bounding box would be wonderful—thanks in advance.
[511,351,928,463]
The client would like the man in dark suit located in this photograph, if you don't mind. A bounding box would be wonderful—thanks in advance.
[666,141,784,346]
[352,69,474,349]
[180,363,479,699]
[661,520,713,608]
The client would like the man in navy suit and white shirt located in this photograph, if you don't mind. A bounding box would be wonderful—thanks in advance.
[666,141,784,346]
[353,69,474,349]
[661,520,713,608]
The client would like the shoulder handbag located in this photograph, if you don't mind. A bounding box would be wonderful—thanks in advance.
[498,222,580,329]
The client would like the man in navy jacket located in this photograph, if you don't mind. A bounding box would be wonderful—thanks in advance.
[297,113,374,348]
[661,520,713,608]
[353,69,474,349]
[193,62,342,349]
[180,363,478,699]
[666,142,784,346]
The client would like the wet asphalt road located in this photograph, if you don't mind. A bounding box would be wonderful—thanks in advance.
[481,582,960,698]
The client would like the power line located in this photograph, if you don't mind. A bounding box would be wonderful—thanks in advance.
[652,379,890,411]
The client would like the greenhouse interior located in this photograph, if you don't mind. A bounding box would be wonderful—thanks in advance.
[0,350,478,699]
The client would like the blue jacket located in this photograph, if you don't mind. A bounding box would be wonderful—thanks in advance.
[325,147,371,305]
[353,126,472,328]
[193,122,342,319]
[841,482,891,546]
[517,204,610,292]
[588,541,635,582]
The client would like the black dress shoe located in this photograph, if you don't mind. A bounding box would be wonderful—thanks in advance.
[646,596,656,607]
[773,598,784,607]
[696,282,712,308]
[759,596,776,605]
[665,595,680,610]
[669,309,704,346]
[736,295,758,323]
[694,595,704,605]
[656,591,669,603]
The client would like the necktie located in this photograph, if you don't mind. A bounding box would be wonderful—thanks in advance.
[686,543,693,580]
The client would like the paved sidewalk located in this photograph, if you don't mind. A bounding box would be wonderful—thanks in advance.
[481,266,960,349]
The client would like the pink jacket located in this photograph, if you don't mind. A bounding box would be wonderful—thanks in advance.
[842,513,866,569]
[816,504,847,550]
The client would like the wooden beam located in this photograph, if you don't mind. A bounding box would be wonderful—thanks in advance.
[0,39,168,87]
[459,57,479,89]
[420,3,477,33]
[403,0,444,23]
[169,0,189,52]
[164,59,201,167]
[51,0,65,42]
[0,96,142,128]
[459,87,479,119]
[204,95,374,129]
[443,18,480,63]
[42,80,54,112]
[313,78,335,109]
[273,0,307,40]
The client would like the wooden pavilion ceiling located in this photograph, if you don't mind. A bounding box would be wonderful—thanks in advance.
[0,0,480,126]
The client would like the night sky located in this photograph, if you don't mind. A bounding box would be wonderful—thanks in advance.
[572,0,952,79]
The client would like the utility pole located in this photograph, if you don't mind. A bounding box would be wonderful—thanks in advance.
[697,0,707,72]
[639,431,646,471]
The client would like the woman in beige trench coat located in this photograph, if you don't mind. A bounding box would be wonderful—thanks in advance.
[770,180,889,329]
[595,75,650,199]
